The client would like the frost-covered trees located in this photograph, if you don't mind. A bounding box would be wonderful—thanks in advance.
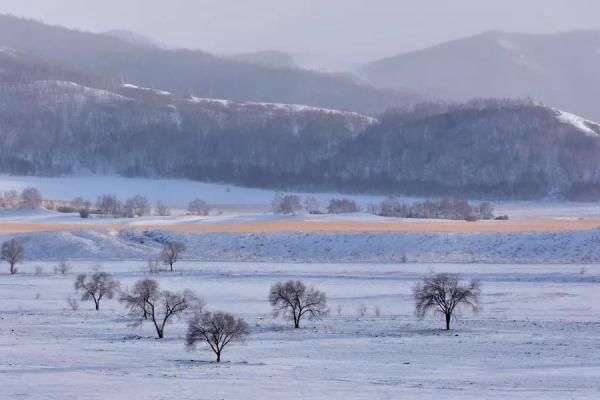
[188,199,210,216]
[327,198,360,214]
[303,196,321,214]
[74,271,120,310]
[20,187,42,207]
[371,198,496,221]
[154,201,170,216]
[269,280,328,328]
[96,194,121,217]
[414,273,481,330]
[2,238,24,275]
[271,193,302,215]
[160,241,186,272]
[120,278,204,338]
[123,195,150,217]
[186,311,250,362]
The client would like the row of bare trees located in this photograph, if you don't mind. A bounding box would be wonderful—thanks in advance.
[70,270,249,362]
[272,193,360,215]
[0,239,187,275]
[0,187,43,208]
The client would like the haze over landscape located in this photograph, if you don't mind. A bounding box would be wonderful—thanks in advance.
[1,2,600,399]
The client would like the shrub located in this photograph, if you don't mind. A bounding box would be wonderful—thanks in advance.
[327,198,360,214]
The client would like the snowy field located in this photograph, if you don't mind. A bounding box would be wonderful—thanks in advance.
[1,261,599,399]
[0,174,599,220]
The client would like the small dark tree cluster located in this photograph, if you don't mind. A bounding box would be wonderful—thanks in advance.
[371,197,494,221]
[327,198,360,214]
[123,195,150,218]
[188,198,210,216]
[271,193,302,215]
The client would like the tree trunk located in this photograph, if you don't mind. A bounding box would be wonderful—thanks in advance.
[10,262,15,275]
[170,262,173,272]
[216,352,221,362]
[445,313,451,330]
[95,301,100,311]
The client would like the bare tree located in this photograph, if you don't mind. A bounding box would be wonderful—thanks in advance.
[21,187,42,207]
[272,193,302,215]
[160,241,186,272]
[303,196,321,214]
[146,258,161,274]
[188,198,210,216]
[269,280,327,328]
[74,271,120,310]
[54,261,71,275]
[96,194,122,217]
[1,190,20,208]
[327,198,360,214]
[414,273,481,330]
[154,201,170,216]
[186,311,250,362]
[120,278,203,338]
[357,303,368,318]
[2,238,24,275]
[66,297,80,311]
[124,195,150,217]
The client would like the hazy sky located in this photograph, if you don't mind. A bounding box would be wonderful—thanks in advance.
[0,0,599,68]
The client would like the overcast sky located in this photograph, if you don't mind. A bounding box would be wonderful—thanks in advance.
[0,0,599,68]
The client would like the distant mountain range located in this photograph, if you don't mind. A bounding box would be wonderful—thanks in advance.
[229,50,297,69]
[0,15,417,115]
[362,30,600,121]
[1,15,600,198]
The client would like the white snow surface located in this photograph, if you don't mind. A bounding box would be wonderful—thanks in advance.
[1,261,600,399]
[555,109,600,136]
[1,174,599,219]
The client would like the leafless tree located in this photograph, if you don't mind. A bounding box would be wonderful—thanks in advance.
[357,303,368,318]
[66,297,80,311]
[120,278,203,338]
[54,261,71,275]
[146,258,161,274]
[303,196,321,214]
[327,198,360,214]
[160,241,186,271]
[124,195,150,217]
[74,271,120,310]
[96,194,122,217]
[414,273,481,330]
[271,193,302,215]
[21,187,42,207]
[2,238,24,275]
[269,280,327,328]
[1,190,20,208]
[186,311,250,362]
[154,201,170,216]
[188,198,210,216]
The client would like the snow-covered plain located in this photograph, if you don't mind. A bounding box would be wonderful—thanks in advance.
[1,174,600,220]
[1,261,599,399]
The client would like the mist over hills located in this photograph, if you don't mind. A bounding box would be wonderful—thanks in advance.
[0,15,416,115]
[362,30,600,121]
[1,15,600,198]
